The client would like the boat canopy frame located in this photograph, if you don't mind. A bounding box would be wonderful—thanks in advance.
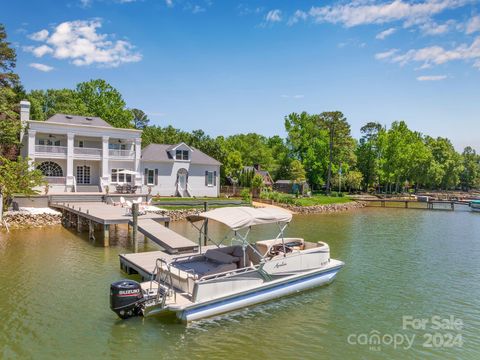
[187,207,293,263]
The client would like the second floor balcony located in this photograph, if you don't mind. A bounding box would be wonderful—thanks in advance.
[34,145,134,160]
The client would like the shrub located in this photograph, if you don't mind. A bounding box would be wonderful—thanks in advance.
[240,188,252,203]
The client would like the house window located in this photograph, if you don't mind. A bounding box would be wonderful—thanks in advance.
[176,150,189,160]
[206,171,214,186]
[111,168,132,183]
[37,161,63,177]
[147,169,155,185]
[111,169,117,182]
[109,143,127,150]
[78,140,84,148]
[39,139,60,146]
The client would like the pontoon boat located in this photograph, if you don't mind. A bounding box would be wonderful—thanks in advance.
[110,207,344,321]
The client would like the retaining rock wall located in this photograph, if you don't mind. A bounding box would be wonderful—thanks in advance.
[279,201,366,214]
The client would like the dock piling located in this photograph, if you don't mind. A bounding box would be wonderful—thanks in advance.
[103,224,110,247]
[132,203,139,248]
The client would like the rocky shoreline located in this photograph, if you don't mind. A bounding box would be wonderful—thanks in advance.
[1,202,366,230]
[2,212,62,229]
[278,201,366,214]
[0,208,205,230]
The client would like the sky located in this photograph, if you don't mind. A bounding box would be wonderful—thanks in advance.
[3,0,480,150]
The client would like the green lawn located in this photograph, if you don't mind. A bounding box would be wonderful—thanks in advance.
[290,194,352,206]
[152,196,238,202]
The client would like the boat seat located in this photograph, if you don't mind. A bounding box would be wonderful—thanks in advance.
[204,249,239,264]
[202,263,237,277]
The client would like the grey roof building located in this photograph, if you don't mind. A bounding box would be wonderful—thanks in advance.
[142,143,221,166]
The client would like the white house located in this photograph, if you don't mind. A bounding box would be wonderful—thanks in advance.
[19,100,221,197]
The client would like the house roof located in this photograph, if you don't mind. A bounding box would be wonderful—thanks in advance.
[166,142,193,152]
[142,143,221,165]
[45,114,113,128]
[243,166,273,182]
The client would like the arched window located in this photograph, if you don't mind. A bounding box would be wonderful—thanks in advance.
[37,161,63,177]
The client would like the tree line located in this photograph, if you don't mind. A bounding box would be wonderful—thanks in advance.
[1,24,479,193]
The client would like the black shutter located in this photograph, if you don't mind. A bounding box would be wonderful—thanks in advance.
[144,168,148,185]
[154,169,158,185]
[205,171,208,186]
[214,171,217,186]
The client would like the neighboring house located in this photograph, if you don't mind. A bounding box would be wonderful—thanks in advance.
[242,164,274,187]
[19,100,221,196]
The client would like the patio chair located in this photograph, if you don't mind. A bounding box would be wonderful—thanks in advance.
[120,197,126,207]
[124,200,133,215]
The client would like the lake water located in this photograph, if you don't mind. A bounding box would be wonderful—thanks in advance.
[1,208,479,359]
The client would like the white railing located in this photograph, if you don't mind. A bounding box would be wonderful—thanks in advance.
[109,149,135,158]
[74,147,102,156]
[35,145,68,155]
[44,176,66,184]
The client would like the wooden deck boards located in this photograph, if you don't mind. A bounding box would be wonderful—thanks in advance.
[50,201,169,225]
[130,218,198,254]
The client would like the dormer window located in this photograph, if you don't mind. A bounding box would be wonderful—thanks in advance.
[176,150,189,161]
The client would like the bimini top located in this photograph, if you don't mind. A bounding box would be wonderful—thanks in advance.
[188,206,292,231]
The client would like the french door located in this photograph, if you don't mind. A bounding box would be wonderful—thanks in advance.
[76,165,91,184]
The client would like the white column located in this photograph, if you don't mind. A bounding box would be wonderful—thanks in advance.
[134,138,142,186]
[66,133,75,187]
[27,130,36,166]
[102,136,110,186]
[20,100,31,144]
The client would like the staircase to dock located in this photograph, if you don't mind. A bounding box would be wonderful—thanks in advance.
[75,185,102,193]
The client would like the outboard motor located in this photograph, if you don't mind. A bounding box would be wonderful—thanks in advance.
[110,280,144,319]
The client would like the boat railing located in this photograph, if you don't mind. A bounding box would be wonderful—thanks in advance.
[197,265,258,283]
[151,258,175,304]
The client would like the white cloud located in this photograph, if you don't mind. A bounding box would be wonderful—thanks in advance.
[29,63,54,72]
[378,36,480,69]
[376,27,396,39]
[305,0,468,28]
[466,16,480,34]
[375,48,399,59]
[165,0,173,7]
[288,10,308,26]
[416,75,447,80]
[266,9,282,23]
[30,44,54,57]
[29,29,49,41]
[25,20,142,67]
[419,20,456,35]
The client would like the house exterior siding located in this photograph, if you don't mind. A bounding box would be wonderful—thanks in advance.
[20,101,221,197]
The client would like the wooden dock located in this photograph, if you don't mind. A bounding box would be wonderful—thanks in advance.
[129,218,198,254]
[50,201,170,246]
[358,198,471,211]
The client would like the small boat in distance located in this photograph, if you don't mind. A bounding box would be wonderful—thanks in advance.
[110,207,344,322]
[470,200,480,212]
